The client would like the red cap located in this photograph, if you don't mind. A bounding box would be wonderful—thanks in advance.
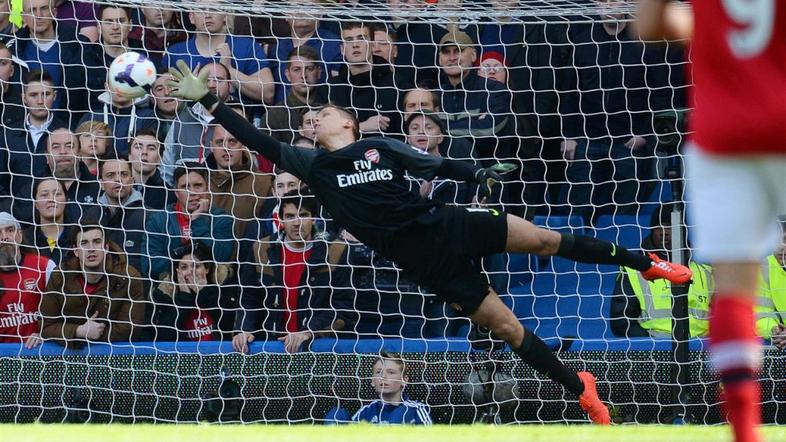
[478,50,507,67]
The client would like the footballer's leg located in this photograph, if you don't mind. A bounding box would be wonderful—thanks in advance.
[686,150,786,442]
[503,213,692,284]
[468,288,610,425]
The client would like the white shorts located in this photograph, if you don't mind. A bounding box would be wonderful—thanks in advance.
[686,144,786,262]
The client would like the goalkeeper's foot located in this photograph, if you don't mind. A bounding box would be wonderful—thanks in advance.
[641,253,693,284]
[577,371,611,425]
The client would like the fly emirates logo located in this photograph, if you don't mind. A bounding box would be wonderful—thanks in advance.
[0,303,39,328]
[337,154,394,188]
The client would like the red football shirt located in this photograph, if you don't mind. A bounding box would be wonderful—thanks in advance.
[281,243,313,333]
[690,0,786,155]
[0,254,52,343]
[183,309,215,341]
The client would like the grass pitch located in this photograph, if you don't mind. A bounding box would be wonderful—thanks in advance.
[3,424,785,442]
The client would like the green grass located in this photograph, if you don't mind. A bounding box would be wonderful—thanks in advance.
[2,424,786,442]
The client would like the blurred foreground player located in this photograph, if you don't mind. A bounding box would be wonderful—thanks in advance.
[638,2,786,441]
[167,60,695,425]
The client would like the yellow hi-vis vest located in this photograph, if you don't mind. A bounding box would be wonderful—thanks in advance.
[624,261,713,337]
[755,255,786,339]
[9,0,22,28]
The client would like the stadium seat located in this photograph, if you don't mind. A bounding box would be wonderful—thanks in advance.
[594,214,650,251]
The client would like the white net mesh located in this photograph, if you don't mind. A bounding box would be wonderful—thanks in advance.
[0,0,783,427]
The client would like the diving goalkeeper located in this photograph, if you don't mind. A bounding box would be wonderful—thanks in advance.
[167,61,693,425]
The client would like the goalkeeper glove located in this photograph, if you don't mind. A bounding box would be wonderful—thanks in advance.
[166,60,211,102]
[474,163,518,198]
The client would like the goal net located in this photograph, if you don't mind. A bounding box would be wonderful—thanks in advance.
[1,0,783,426]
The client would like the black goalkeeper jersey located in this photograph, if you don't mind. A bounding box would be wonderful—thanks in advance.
[207,100,481,250]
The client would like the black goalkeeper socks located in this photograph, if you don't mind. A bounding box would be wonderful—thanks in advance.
[556,233,651,271]
[513,330,584,396]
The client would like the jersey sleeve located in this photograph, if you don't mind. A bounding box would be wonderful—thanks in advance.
[382,138,444,180]
[208,100,317,180]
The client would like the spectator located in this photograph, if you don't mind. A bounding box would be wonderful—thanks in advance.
[88,6,144,79]
[14,69,66,150]
[437,30,512,162]
[40,222,145,349]
[610,205,713,338]
[161,62,232,187]
[400,87,477,160]
[149,74,181,136]
[330,351,432,424]
[232,191,353,354]
[254,168,302,240]
[0,41,23,125]
[0,211,55,348]
[162,8,275,105]
[128,128,169,211]
[271,3,342,103]
[206,123,272,237]
[127,7,187,69]
[298,109,318,143]
[78,75,158,158]
[400,87,439,122]
[557,9,670,221]
[0,69,67,222]
[75,120,112,176]
[329,22,400,137]
[405,112,472,206]
[466,2,573,215]
[36,127,102,217]
[7,0,103,118]
[477,50,507,87]
[756,221,786,343]
[91,157,145,272]
[22,178,74,265]
[261,46,326,144]
[141,163,234,282]
[149,241,237,341]
[369,23,414,90]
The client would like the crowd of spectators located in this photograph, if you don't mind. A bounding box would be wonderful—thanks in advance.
[2,0,780,358]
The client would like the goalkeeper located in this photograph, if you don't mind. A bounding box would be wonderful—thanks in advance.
[168,61,693,425]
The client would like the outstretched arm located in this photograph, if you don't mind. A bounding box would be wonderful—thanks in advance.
[383,138,512,198]
[167,60,316,180]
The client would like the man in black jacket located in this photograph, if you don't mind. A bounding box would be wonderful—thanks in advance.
[328,22,400,138]
[90,157,145,272]
[5,0,103,121]
[232,191,354,354]
[557,12,677,221]
[0,69,68,223]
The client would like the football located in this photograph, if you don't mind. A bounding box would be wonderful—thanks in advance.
[107,51,157,99]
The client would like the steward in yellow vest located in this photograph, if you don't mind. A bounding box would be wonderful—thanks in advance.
[610,205,714,337]
[755,254,786,340]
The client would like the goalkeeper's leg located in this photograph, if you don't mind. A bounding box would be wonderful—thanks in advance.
[469,288,610,425]
[503,214,692,284]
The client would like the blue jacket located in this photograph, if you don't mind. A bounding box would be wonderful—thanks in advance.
[140,204,235,281]
[352,396,432,425]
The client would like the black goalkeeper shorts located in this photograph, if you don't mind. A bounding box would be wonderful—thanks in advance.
[377,205,508,315]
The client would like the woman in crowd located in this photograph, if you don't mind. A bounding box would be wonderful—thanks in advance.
[149,242,237,342]
[22,178,75,266]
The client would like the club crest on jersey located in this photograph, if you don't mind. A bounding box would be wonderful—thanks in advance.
[24,278,36,291]
[364,149,380,164]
